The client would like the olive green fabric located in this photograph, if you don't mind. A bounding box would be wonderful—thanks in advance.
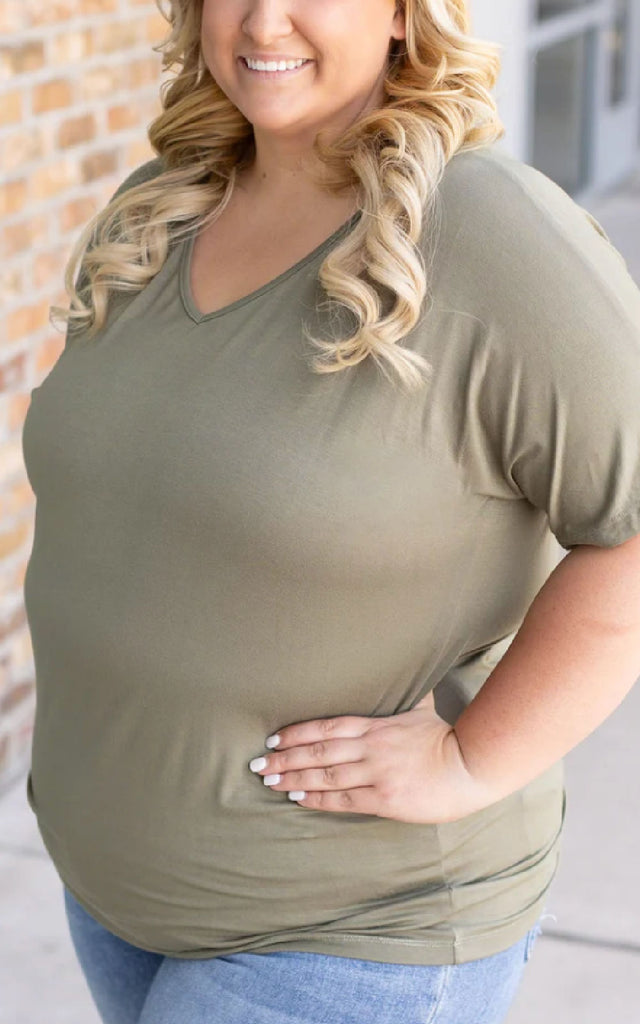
[22,143,640,965]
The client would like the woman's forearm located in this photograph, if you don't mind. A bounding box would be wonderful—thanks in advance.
[453,531,640,803]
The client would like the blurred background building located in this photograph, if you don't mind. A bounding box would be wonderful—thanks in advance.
[472,0,640,199]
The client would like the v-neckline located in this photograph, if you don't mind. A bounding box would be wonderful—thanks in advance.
[179,211,363,324]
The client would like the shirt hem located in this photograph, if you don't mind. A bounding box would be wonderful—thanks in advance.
[60,870,550,967]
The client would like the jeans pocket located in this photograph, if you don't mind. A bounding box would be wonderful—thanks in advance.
[524,921,543,963]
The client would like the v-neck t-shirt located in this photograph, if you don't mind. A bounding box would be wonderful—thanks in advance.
[21,143,640,965]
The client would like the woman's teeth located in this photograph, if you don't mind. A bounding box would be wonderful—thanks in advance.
[244,58,309,72]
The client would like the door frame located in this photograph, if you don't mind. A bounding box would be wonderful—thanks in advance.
[524,0,640,199]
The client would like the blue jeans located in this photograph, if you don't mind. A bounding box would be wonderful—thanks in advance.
[63,886,542,1024]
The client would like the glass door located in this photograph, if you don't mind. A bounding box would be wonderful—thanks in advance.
[536,0,598,17]
[530,28,596,193]
[526,0,640,197]
[594,0,640,189]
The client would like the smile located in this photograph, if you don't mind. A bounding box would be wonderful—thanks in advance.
[240,57,312,76]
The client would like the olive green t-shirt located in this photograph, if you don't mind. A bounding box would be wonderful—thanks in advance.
[22,143,640,965]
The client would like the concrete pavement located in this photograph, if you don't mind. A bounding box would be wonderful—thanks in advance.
[505,681,640,1024]
[2,165,640,1024]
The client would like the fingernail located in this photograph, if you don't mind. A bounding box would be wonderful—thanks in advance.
[249,756,268,772]
[263,774,281,786]
[265,734,281,749]
[288,790,306,801]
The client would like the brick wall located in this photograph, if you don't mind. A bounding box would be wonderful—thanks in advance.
[0,0,169,794]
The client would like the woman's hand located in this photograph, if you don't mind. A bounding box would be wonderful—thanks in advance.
[248,692,495,824]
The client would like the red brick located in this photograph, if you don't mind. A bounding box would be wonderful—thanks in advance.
[0,1,25,32]
[0,521,29,560]
[144,10,168,43]
[0,267,23,306]
[92,18,141,54]
[59,194,99,234]
[79,0,117,13]
[12,558,29,595]
[107,104,141,132]
[129,56,163,89]
[57,112,97,149]
[32,158,79,201]
[10,630,36,677]
[0,90,23,126]
[125,139,156,168]
[0,355,26,392]
[80,64,127,101]
[6,299,52,343]
[29,1,81,27]
[35,334,65,375]
[32,78,74,114]
[1,679,34,715]
[0,178,27,218]
[33,245,71,291]
[1,127,46,173]
[3,216,49,258]
[7,397,32,435]
[0,40,45,76]
[80,149,118,184]
[0,439,26,491]
[49,27,92,65]
[0,555,31,608]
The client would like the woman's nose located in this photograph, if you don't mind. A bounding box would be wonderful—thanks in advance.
[242,0,294,44]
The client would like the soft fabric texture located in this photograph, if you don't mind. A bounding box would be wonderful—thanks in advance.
[63,885,541,1024]
[23,143,640,965]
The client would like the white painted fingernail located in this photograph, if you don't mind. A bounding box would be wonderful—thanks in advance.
[265,734,281,749]
[263,774,281,785]
[249,756,267,772]
[288,790,306,801]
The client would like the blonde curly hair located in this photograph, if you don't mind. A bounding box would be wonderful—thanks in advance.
[51,0,504,390]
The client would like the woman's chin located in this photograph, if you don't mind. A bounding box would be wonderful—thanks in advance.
[243,112,315,139]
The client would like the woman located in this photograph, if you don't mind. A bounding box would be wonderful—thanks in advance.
[22,0,640,1022]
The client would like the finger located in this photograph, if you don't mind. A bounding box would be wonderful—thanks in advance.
[265,715,373,752]
[264,760,371,793]
[252,736,366,777]
[292,786,382,816]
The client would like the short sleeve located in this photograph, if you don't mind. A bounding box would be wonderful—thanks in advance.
[64,157,165,350]
[446,150,640,550]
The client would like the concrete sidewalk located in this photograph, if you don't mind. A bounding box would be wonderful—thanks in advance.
[2,166,640,1024]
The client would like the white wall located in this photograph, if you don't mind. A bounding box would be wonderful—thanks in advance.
[468,0,530,160]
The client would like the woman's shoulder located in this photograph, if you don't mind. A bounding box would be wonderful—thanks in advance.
[438,143,576,220]
[436,142,614,257]
[430,142,634,323]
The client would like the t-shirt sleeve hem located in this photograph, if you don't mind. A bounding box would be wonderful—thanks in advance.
[556,507,640,550]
